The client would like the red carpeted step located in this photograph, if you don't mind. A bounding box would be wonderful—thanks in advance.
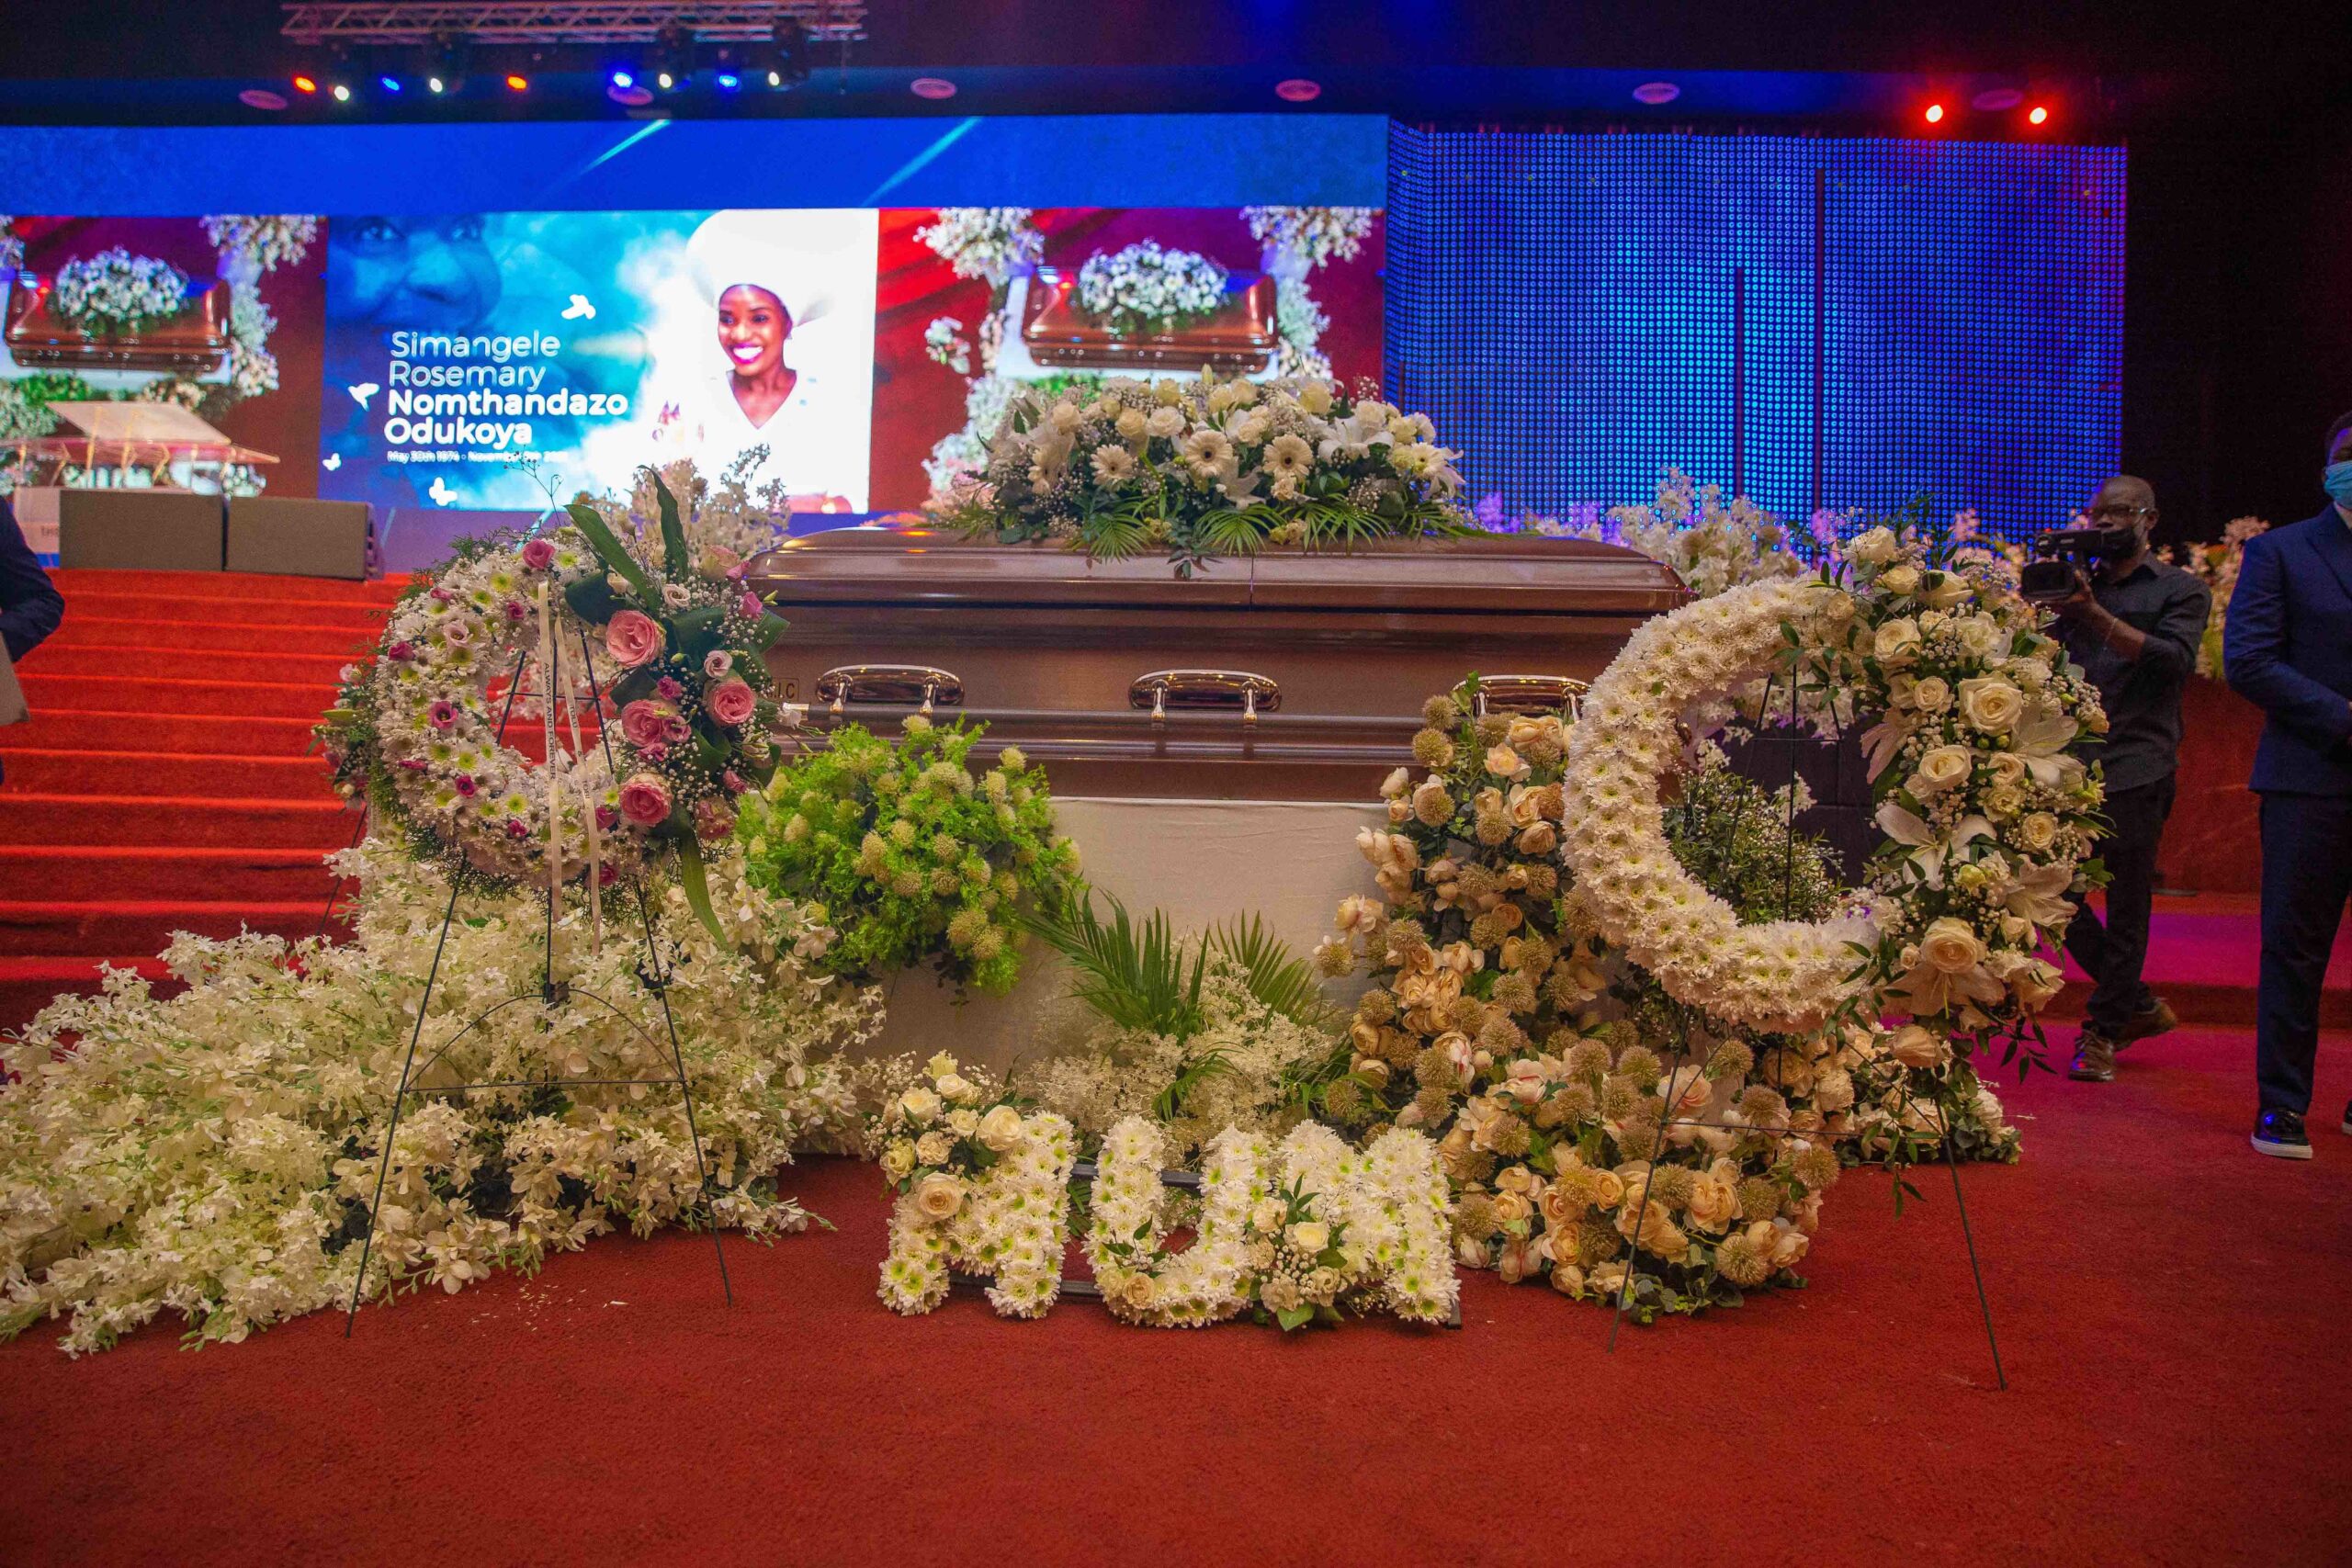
[0,900,343,957]
[0,750,337,800]
[0,955,182,1029]
[0,846,336,904]
[51,591,395,632]
[46,615,387,657]
[1,709,323,757]
[25,643,361,686]
[47,569,408,604]
[0,794,356,850]
[17,672,341,720]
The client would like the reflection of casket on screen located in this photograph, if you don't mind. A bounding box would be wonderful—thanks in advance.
[4,275,230,376]
[1020,266,1279,375]
[747,526,1685,800]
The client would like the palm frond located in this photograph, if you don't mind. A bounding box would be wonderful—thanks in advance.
[1153,1046,1238,1121]
[1209,914,1340,1029]
[1016,885,1205,1041]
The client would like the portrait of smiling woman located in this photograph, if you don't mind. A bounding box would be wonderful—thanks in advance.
[652,209,879,511]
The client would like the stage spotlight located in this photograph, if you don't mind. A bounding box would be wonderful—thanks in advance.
[332,83,352,102]
[767,71,782,87]
[293,73,318,94]
[379,74,402,93]
[1923,103,1944,124]
[656,71,675,90]
[420,29,469,94]
[505,73,528,92]
[716,71,741,91]
[609,68,635,90]
[1274,78,1321,103]
[426,75,446,93]
[240,88,288,111]
[650,23,693,91]
[1632,81,1681,106]
[910,76,956,100]
[762,20,811,88]
[2028,105,2049,125]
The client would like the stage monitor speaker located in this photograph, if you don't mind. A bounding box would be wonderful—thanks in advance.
[56,489,224,571]
[225,496,373,581]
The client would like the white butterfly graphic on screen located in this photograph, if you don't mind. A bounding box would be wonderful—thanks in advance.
[321,453,343,471]
[428,477,458,506]
[347,382,380,409]
[561,294,596,321]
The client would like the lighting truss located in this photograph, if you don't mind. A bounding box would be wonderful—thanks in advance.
[279,1,863,45]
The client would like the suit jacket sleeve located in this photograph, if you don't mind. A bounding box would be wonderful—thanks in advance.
[0,503,64,664]
[2224,530,2352,746]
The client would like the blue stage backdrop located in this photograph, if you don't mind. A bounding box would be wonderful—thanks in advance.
[1385,125,2126,541]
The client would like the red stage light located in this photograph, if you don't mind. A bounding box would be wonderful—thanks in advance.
[2028,105,2049,125]
[506,73,528,91]
[1924,103,1945,124]
[292,74,318,94]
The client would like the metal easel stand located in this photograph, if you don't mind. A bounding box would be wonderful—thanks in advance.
[341,643,734,1337]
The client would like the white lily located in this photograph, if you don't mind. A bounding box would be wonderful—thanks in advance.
[2010,704,2084,789]
[1875,802,1993,889]
[2003,857,2075,929]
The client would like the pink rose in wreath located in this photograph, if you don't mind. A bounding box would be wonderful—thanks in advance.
[706,679,757,728]
[605,609,665,668]
[619,699,674,749]
[427,699,459,730]
[520,537,556,570]
[617,773,673,826]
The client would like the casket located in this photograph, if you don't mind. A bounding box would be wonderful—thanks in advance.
[5,274,230,376]
[745,524,1685,800]
[1021,265,1280,375]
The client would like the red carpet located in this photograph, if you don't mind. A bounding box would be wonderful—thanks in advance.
[0,569,397,1028]
[2,1022,2346,1567]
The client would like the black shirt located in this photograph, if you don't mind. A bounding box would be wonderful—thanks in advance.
[0,496,63,664]
[2059,556,2211,794]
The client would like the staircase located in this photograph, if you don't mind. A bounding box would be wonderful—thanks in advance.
[0,569,399,1032]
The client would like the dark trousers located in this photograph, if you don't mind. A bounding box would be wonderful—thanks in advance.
[2256,791,2352,1116]
[2063,774,2177,1035]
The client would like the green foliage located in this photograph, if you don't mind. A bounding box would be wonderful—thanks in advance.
[735,717,1079,995]
[1020,886,1206,1039]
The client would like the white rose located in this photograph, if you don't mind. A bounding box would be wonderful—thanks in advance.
[1910,676,1952,714]
[913,1172,965,1222]
[1251,1198,1287,1232]
[1911,744,1974,796]
[1920,571,1974,610]
[1917,917,1986,974]
[1885,1024,1951,1068]
[1957,677,2025,735]
[1378,765,1411,799]
[1115,407,1148,442]
[1874,617,1922,664]
[899,1087,941,1123]
[1297,380,1335,414]
[1880,564,1921,596]
[1956,614,2006,659]
[934,1073,976,1102]
[1288,1220,1331,1255]
[2018,812,2060,852]
[1849,526,1898,565]
[879,1142,915,1181]
[977,1104,1025,1152]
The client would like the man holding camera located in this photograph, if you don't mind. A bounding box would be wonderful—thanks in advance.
[2044,475,2211,1083]
[2226,411,2352,1159]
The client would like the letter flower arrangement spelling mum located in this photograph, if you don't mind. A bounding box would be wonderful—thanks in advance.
[872,1055,1077,1319]
[1316,687,1860,1321]
[317,472,791,939]
[941,368,1465,574]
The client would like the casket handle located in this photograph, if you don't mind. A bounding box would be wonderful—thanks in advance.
[815,664,966,716]
[1130,670,1281,727]
[1462,674,1589,719]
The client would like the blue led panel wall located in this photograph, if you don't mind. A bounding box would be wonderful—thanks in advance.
[1386,126,2125,540]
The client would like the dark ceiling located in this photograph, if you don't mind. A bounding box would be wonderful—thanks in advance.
[0,0,2341,131]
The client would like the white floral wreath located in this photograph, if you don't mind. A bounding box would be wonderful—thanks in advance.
[1560,574,1879,1032]
[343,533,644,886]
[1083,1116,1457,1329]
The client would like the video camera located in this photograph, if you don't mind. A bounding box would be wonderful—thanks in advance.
[2018,523,2139,604]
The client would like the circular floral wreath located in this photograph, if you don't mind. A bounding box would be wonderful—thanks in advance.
[319,471,792,931]
[1561,529,2106,1045]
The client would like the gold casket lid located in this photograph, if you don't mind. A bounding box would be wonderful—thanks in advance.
[748,522,1686,618]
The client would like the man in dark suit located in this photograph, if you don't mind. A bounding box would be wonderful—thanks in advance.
[0,493,65,784]
[2225,410,2352,1158]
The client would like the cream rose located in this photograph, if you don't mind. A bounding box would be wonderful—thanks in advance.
[1955,613,2006,658]
[1849,526,1898,565]
[1879,564,1922,597]
[1874,617,1922,664]
[1885,1023,1951,1069]
[1958,677,2025,735]
[1288,1220,1331,1255]
[899,1087,941,1123]
[977,1104,1025,1152]
[1911,744,1973,796]
[1987,752,2027,786]
[2018,812,2060,852]
[1685,1175,1739,1231]
[1920,571,1974,611]
[933,1072,976,1102]
[879,1142,915,1181]
[913,1172,966,1222]
[1917,916,1986,974]
[1910,675,1952,714]
[1492,1191,1533,1225]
